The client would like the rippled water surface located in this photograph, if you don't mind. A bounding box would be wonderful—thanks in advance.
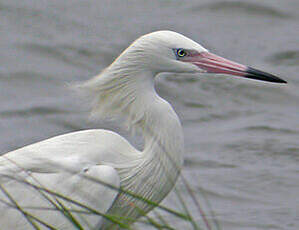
[1,0,298,229]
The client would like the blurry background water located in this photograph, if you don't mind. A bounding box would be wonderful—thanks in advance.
[0,0,298,229]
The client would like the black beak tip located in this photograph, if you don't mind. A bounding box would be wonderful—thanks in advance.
[246,67,287,84]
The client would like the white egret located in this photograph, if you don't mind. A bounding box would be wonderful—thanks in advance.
[0,31,286,230]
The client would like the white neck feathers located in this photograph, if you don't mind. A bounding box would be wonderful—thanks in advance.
[79,56,184,227]
[78,54,184,169]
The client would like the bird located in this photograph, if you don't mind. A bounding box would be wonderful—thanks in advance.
[0,31,286,230]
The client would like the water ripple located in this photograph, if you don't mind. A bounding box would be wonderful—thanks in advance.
[0,106,69,118]
[241,125,298,135]
[17,43,95,70]
[184,158,236,169]
[190,2,292,19]
[267,50,299,66]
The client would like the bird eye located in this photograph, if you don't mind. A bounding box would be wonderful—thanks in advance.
[177,49,187,57]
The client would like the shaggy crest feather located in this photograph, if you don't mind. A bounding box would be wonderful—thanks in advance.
[76,71,154,133]
[74,35,166,134]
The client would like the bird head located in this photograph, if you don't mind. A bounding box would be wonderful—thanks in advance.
[120,30,286,83]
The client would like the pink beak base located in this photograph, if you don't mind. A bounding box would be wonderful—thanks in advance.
[187,52,286,83]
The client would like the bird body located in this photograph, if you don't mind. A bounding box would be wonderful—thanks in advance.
[0,31,286,229]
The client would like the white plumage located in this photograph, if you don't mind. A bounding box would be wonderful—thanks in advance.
[0,31,286,230]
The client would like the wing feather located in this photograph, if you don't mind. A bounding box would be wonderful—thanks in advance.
[0,129,138,229]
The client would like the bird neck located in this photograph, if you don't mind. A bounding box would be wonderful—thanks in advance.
[141,92,184,177]
[117,70,184,204]
[93,69,184,229]
[138,93,184,199]
[80,62,184,173]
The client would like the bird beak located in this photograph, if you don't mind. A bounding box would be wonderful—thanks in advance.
[187,52,287,83]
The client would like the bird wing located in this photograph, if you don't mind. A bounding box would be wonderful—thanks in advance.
[0,129,139,229]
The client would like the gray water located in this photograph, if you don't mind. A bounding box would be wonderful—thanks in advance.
[0,0,298,229]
